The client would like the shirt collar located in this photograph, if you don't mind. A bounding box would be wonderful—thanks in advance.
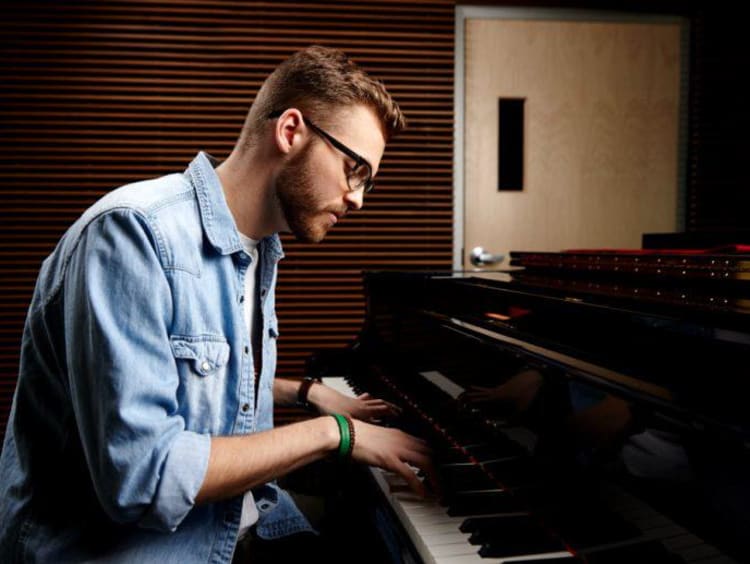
[186,151,284,261]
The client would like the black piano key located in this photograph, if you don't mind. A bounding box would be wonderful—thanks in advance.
[538,501,642,549]
[465,515,553,546]
[461,514,532,534]
[438,442,523,464]
[478,530,566,558]
[511,559,579,564]
[583,541,685,564]
[462,515,563,558]
[444,489,525,516]
[559,512,642,549]
[433,444,492,465]
[483,456,542,488]
[467,435,528,458]
[437,463,497,491]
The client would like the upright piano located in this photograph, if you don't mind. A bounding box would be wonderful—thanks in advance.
[308,248,750,564]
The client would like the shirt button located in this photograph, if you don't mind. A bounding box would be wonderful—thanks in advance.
[261,288,267,297]
[241,403,250,412]
[201,361,211,371]
[239,295,245,303]
[244,346,249,355]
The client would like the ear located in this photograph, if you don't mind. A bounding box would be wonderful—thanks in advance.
[273,109,305,155]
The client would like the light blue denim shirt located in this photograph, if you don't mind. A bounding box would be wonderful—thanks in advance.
[0,152,313,563]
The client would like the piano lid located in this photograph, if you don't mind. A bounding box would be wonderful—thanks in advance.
[362,267,750,442]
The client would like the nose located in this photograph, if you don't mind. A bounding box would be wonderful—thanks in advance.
[344,188,364,211]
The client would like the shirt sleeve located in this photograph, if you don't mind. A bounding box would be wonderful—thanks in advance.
[62,208,211,532]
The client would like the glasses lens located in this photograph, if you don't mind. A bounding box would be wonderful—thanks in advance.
[347,163,372,193]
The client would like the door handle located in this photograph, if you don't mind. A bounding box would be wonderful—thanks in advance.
[470,246,505,267]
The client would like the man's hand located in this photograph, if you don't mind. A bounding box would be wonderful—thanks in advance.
[309,383,401,422]
[350,419,437,497]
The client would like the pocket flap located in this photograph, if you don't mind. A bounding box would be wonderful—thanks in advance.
[170,336,230,377]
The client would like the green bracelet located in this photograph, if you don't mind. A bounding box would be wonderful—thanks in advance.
[331,413,351,459]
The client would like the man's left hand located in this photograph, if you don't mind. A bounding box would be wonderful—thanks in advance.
[309,384,401,422]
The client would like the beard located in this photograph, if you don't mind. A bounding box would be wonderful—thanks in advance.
[274,144,331,243]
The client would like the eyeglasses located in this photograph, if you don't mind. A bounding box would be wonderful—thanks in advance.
[268,110,374,193]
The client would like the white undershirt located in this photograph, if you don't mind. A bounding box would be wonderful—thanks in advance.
[238,233,260,537]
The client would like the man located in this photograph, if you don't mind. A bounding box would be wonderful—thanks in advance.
[0,46,432,563]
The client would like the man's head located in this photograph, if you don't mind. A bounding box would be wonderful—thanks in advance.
[229,46,405,243]
[243,45,405,148]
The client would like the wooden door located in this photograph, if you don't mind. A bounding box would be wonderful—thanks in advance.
[462,16,683,268]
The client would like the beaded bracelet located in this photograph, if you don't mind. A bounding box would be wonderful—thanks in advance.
[344,414,355,458]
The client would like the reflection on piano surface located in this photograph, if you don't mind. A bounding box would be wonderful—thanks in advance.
[309,257,750,564]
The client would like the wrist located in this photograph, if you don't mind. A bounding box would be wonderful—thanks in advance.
[330,413,356,459]
[306,379,326,407]
[319,415,341,452]
[297,376,321,409]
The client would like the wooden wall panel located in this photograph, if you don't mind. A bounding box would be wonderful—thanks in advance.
[0,0,454,437]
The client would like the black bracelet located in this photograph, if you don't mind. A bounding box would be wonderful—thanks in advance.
[297,376,319,409]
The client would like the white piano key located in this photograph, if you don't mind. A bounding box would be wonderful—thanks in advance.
[322,376,357,397]
[434,555,487,564]
[421,532,473,547]
[398,504,452,520]
[430,542,482,557]
[423,522,473,536]
[407,513,482,528]
[499,552,574,563]
[663,533,705,551]
[436,550,575,564]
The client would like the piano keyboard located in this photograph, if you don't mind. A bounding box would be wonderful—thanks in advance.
[322,376,738,564]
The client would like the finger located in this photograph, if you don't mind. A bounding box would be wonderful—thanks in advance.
[364,398,395,408]
[391,459,426,498]
[362,396,402,412]
[416,459,442,498]
[382,400,402,413]
[400,433,432,455]
[367,403,401,417]
[400,449,432,473]
[399,449,441,498]
[357,392,372,400]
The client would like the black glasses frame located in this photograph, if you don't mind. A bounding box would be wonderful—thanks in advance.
[268,110,374,193]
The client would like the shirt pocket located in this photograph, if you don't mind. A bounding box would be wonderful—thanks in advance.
[170,335,230,433]
[170,336,230,376]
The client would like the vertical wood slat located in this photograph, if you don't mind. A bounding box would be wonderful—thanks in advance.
[0,0,455,437]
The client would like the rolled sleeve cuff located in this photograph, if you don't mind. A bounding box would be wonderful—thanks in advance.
[139,430,211,532]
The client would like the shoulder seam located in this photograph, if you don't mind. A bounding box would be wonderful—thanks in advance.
[45,207,167,307]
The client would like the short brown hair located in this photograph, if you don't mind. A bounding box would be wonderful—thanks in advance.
[241,45,405,147]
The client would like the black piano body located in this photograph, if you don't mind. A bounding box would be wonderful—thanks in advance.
[308,254,750,564]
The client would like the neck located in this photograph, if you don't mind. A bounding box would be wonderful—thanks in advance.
[215,145,286,240]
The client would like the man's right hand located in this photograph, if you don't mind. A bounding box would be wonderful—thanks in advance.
[349,419,437,498]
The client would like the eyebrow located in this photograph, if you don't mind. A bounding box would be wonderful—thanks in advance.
[302,117,374,176]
